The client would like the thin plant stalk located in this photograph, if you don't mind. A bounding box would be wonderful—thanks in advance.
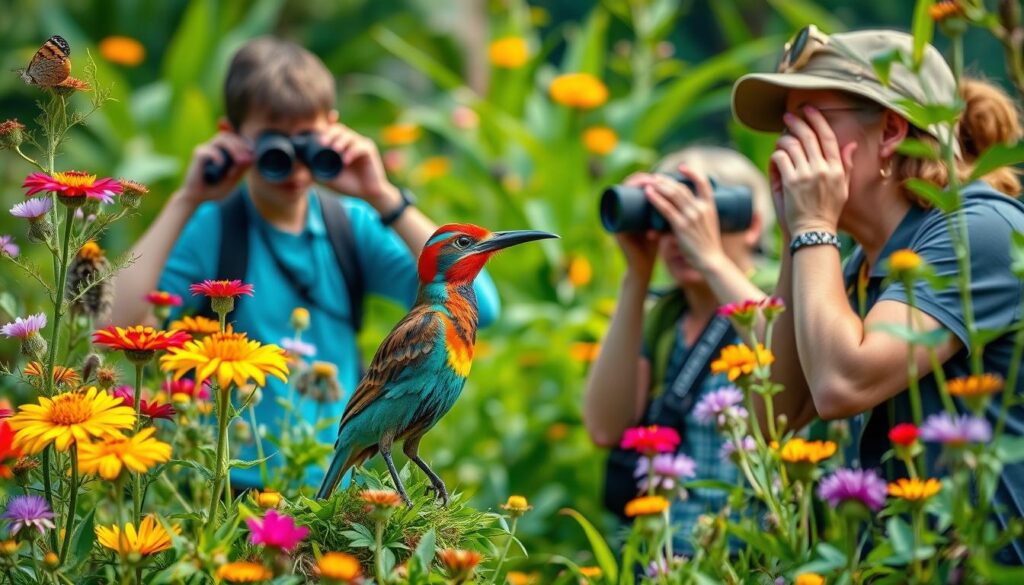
[132,364,144,525]
[374,519,386,581]
[58,444,79,563]
[208,384,232,523]
[44,206,75,397]
[488,517,519,585]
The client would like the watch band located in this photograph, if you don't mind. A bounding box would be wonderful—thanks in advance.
[789,230,840,256]
[380,188,416,227]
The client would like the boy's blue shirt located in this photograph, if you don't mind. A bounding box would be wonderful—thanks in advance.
[158,187,501,488]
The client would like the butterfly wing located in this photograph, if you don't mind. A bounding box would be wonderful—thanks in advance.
[23,36,71,86]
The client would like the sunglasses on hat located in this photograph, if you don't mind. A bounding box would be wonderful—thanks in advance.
[777,25,830,74]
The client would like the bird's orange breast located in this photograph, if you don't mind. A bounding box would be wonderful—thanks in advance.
[442,316,474,377]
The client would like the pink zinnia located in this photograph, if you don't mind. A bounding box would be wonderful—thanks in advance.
[145,291,183,307]
[189,279,254,298]
[816,468,888,513]
[23,171,123,204]
[717,299,760,324]
[162,378,210,401]
[1,313,46,339]
[620,426,680,455]
[246,509,308,552]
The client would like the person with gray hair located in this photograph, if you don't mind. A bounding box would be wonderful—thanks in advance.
[583,145,775,549]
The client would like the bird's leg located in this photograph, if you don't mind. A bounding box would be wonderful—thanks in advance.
[379,432,413,507]
[404,436,449,507]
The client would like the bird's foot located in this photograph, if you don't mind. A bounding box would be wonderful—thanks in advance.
[424,479,450,507]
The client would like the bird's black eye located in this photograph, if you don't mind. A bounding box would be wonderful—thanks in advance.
[453,236,473,249]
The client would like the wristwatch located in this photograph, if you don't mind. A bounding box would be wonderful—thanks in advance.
[380,188,417,227]
[789,230,841,256]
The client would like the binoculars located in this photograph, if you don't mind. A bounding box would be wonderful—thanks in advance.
[203,131,344,184]
[599,172,753,234]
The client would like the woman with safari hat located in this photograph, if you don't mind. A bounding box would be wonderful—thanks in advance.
[732,27,1024,563]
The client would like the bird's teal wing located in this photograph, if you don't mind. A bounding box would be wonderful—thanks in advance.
[338,304,439,430]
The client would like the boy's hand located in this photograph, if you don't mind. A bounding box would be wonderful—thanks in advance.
[317,124,402,213]
[179,132,254,205]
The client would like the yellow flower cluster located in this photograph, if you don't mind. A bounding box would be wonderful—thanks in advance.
[489,37,529,68]
[711,343,775,381]
[778,438,837,464]
[549,73,609,109]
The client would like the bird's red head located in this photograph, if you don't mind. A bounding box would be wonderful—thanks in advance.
[417,223,558,285]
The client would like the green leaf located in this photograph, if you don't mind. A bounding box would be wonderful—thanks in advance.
[413,528,436,571]
[162,0,214,92]
[872,48,905,87]
[995,435,1024,464]
[887,516,915,556]
[561,7,610,75]
[1012,231,1024,278]
[767,0,846,32]
[373,27,464,90]
[895,98,963,129]
[683,479,741,492]
[905,178,957,213]
[897,138,940,160]
[228,455,273,470]
[169,458,215,482]
[71,506,96,565]
[969,142,1024,181]
[869,322,951,347]
[559,508,618,583]
[911,0,935,69]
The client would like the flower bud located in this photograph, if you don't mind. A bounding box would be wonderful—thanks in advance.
[0,120,25,151]
[21,333,47,361]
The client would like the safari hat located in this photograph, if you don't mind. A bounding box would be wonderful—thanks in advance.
[732,27,959,152]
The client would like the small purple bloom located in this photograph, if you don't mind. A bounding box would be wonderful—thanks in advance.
[635,453,697,491]
[816,468,888,512]
[281,337,316,358]
[693,386,746,426]
[10,198,52,219]
[0,235,18,258]
[0,313,46,339]
[2,495,56,535]
[720,435,757,462]
[920,412,992,446]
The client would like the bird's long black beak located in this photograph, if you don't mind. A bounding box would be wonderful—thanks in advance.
[472,229,559,253]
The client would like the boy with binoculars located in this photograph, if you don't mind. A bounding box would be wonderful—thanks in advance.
[107,37,501,491]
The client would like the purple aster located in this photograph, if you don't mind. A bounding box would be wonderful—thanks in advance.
[816,468,888,512]
[635,453,697,491]
[0,313,46,339]
[281,337,316,358]
[919,412,992,446]
[720,435,757,462]
[0,235,18,258]
[693,386,747,426]
[2,495,56,535]
[10,197,52,219]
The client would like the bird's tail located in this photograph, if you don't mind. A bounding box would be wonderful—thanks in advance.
[317,442,354,500]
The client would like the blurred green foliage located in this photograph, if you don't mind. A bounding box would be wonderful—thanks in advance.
[0,0,1013,569]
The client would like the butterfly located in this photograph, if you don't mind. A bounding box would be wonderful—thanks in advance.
[17,35,71,87]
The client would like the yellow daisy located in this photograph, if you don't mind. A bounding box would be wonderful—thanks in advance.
[778,438,838,464]
[317,552,362,581]
[96,515,178,556]
[8,387,136,454]
[159,332,289,390]
[77,427,172,480]
[888,478,942,502]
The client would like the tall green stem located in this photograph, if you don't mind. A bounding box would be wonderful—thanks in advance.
[44,207,74,397]
[374,519,386,581]
[208,384,232,523]
[132,365,144,525]
[488,517,519,585]
[59,444,79,564]
[247,403,269,487]
[42,447,57,551]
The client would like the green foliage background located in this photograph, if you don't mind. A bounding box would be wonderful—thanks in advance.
[0,0,1013,568]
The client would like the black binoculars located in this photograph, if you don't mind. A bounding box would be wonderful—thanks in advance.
[599,172,753,234]
[202,131,344,184]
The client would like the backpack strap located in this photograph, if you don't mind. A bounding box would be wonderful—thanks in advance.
[642,288,688,399]
[317,191,365,332]
[200,189,250,319]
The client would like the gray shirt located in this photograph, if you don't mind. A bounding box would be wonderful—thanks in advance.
[841,181,1024,564]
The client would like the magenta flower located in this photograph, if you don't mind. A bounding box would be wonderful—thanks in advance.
[23,171,123,204]
[246,509,308,552]
[113,386,177,421]
[1,313,46,339]
[2,495,56,535]
[693,386,747,426]
[760,296,786,320]
[816,468,888,513]
[281,337,316,358]
[720,435,757,462]
[620,426,680,455]
[919,412,992,446]
[0,235,19,258]
[717,299,760,325]
[635,453,697,491]
[162,378,211,401]
[10,197,52,219]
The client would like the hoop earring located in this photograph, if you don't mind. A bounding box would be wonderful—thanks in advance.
[879,159,893,179]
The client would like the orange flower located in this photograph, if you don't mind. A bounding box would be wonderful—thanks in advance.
[567,256,593,287]
[413,156,450,183]
[929,0,964,21]
[382,123,421,146]
[216,561,272,583]
[99,36,146,67]
[779,438,837,464]
[624,495,669,517]
[710,343,774,381]
[500,495,532,517]
[888,477,942,501]
[318,551,362,582]
[570,342,601,362]
[359,489,402,508]
[23,361,79,386]
[549,73,609,109]
[489,37,529,68]
[583,126,618,155]
[579,566,603,579]
[888,249,923,274]
[169,315,221,335]
[438,549,483,581]
[795,574,826,585]
[54,77,91,94]
[947,374,1004,398]
[93,326,191,362]
[118,179,149,197]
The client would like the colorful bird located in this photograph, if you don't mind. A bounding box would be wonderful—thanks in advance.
[317,224,556,505]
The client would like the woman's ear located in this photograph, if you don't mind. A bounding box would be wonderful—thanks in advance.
[878,110,910,158]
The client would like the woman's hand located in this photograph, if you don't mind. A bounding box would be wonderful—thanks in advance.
[642,165,727,273]
[770,106,857,235]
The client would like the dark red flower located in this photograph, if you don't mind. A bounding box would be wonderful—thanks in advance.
[889,423,919,446]
[112,387,176,421]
